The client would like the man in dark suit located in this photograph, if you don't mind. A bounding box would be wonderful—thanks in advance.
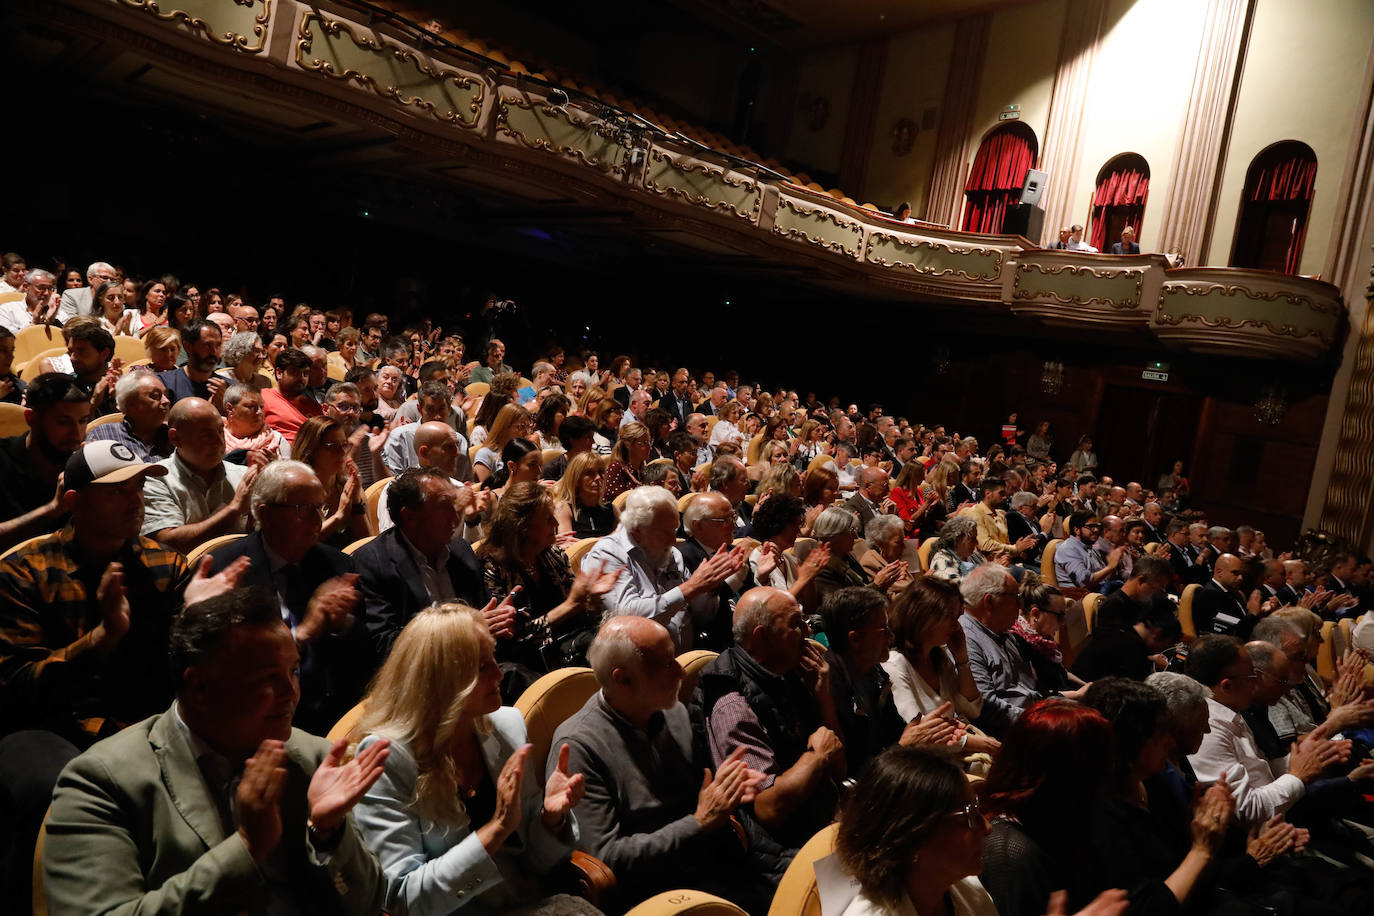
[207,460,368,736]
[679,491,754,649]
[846,466,890,536]
[658,368,694,427]
[1110,226,1141,255]
[354,468,487,666]
[1140,502,1164,544]
[1193,554,1255,638]
[1275,559,1308,607]
[948,459,980,512]
[1160,519,1209,589]
[1006,490,1051,566]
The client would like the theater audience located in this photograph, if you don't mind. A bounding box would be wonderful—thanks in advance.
[603,420,651,502]
[222,382,290,460]
[584,486,745,652]
[350,602,596,916]
[960,564,1045,735]
[927,514,984,584]
[141,397,256,554]
[262,347,323,442]
[552,616,770,911]
[699,586,844,884]
[1185,635,1351,826]
[86,369,173,462]
[291,415,368,550]
[552,450,614,540]
[475,482,617,686]
[679,490,756,648]
[858,513,912,597]
[44,587,390,916]
[157,317,225,408]
[206,460,369,735]
[0,373,90,550]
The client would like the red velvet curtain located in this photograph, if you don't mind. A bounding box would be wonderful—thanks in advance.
[1248,153,1316,274]
[962,128,1035,234]
[1090,165,1149,252]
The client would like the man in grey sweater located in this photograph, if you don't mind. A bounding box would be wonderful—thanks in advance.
[549,616,773,913]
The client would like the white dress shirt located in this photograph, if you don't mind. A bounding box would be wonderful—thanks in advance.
[1188,696,1305,826]
[584,526,717,651]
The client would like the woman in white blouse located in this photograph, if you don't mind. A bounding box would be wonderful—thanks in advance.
[708,399,746,449]
[881,576,1001,755]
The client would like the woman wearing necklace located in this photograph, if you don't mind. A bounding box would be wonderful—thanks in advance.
[475,482,618,692]
[350,603,600,916]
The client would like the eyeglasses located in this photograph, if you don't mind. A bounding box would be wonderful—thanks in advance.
[319,441,347,451]
[947,797,986,830]
[267,501,328,519]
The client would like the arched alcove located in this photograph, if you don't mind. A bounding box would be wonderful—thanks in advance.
[961,122,1039,234]
[1090,152,1149,252]
[1230,140,1317,274]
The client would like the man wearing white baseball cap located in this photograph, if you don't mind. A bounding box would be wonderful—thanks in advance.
[0,440,250,905]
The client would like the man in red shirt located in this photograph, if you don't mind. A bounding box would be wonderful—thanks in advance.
[261,348,322,443]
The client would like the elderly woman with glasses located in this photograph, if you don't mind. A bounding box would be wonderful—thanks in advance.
[859,514,913,597]
[223,382,289,461]
[291,415,366,549]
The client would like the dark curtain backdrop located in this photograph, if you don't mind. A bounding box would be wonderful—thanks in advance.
[1090,162,1149,252]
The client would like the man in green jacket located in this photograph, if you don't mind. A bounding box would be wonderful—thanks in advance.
[43,587,391,915]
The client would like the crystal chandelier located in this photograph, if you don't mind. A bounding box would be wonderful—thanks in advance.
[1254,385,1287,425]
[1041,361,1064,395]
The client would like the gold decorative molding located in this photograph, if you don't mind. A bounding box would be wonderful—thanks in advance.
[1012,261,1144,309]
[770,198,863,260]
[495,94,628,176]
[642,149,761,222]
[1155,282,1342,345]
[119,0,270,53]
[1318,266,1374,544]
[295,12,483,127]
[865,232,1002,281]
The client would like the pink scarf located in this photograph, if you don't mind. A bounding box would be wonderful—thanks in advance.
[1012,618,1062,665]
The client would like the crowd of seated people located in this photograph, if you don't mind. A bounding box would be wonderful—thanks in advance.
[3,252,1374,915]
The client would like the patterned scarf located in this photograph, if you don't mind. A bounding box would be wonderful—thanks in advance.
[1012,618,1062,665]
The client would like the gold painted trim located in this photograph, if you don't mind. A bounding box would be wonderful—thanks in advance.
[865,231,1003,281]
[770,198,863,260]
[119,0,269,53]
[494,95,627,176]
[1012,262,1144,310]
[1154,283,1340,344]
[295,13,483,127]
[643,149,761,222]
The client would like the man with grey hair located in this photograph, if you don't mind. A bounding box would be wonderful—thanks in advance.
[959,563,1044,735]
[0,268,58,332]
[56,261,117,322]
[686,412,712,466]
[1006,489,1052,565]
[584,486,747,651]
[141,397,257,554]
[205,460,367,734]
[86,370,172,462]
[206,310,236,341]
[620,386,652,430]
[680,490,754,648]
[550,616,770,910]
[1147,670,1213,771]
[1208,526,1235,556]
[699,587,845,883]
[1141,501,1165,543]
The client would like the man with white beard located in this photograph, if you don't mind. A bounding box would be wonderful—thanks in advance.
[583,486,747,652]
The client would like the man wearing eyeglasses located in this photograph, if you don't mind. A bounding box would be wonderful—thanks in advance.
[141,398,258,555]
[205,460,368,736]
[1054,510,1124,589]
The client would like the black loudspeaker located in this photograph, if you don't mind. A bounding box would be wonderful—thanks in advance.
[1003,203,1044,240]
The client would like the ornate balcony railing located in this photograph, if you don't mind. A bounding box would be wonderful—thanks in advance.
[64,0,1348,362]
